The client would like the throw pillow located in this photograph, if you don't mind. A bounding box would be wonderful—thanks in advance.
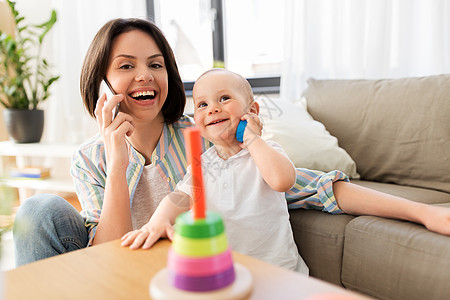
[257,95,360,178]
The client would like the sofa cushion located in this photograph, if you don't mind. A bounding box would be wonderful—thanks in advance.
[351,179,450,205]
[289,209,355,286]
[342,216,450,300]
[258,96,360,178]
[303,75,450,193]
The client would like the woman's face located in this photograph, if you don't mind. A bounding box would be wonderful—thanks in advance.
[105,29,168,123]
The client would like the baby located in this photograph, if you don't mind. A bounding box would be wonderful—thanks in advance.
[122,68,309,274]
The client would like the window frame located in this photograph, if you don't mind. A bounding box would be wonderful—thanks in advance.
[146,0,281,95]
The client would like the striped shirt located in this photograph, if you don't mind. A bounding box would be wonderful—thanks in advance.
[71,115,348,244]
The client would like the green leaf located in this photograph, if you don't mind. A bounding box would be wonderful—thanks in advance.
[46,75,59,88]
[38,10,57,44]
[15,16,25,25]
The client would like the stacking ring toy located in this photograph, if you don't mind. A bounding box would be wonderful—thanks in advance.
[167,247,233,277]
[175,211,224,238]
[172,231,228,257]
[149,128,253,299]
[169,265,236,292]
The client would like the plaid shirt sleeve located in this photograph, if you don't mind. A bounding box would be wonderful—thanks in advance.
[286,168,349,214]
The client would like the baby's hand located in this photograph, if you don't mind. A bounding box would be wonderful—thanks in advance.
[121,217,174,250]
[239,112,263,148]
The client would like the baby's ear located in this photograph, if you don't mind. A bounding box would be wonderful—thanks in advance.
[250,100,260,115]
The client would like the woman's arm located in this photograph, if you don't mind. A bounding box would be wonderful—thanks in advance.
[93,164,133,244]
[333,180,450,236]
[91,93,135,244]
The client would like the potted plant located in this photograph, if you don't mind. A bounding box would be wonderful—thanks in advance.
[0,0,59,143]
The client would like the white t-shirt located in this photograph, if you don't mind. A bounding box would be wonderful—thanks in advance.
[176,141,309,274]
[132,164,169,230]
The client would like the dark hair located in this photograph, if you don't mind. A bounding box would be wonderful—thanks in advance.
[80,18,185,124]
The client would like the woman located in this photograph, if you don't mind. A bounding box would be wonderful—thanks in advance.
[14,18,208,265]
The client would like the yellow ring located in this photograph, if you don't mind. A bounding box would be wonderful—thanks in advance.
[172,232,228,257]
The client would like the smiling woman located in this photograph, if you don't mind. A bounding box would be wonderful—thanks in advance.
[13,18,201,266]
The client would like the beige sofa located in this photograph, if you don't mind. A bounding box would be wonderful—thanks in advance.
[287,75,450,300]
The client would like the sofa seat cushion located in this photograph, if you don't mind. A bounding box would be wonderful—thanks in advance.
[303,75,450,193]
[351,179,450,205]
[342,216,450,300]
[289,209,355,286]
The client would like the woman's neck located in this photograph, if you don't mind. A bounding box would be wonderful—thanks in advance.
[127,114,165,165]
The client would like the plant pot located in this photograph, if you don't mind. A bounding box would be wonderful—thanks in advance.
[2,109,44,143]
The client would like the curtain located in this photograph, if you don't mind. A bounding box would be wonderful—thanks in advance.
[281,0,450,103]
[46,0,147,144]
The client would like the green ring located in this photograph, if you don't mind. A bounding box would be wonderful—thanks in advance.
[172,232,228,257]
[175,211,224,238]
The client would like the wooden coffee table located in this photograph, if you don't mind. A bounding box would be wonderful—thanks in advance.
[5,239,371,299]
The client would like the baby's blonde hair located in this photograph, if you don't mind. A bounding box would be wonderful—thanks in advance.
[196,68,254,103]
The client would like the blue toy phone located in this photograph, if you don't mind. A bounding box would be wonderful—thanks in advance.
[99,78,119,120]
[236,120,247,142]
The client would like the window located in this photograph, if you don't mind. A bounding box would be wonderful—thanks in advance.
[223,0,285,78]
[148,0,284,94]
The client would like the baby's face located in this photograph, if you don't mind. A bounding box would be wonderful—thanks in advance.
[192,71,251,145]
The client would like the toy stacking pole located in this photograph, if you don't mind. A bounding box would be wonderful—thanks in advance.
[187,128,206,220]
[150,127,254,299]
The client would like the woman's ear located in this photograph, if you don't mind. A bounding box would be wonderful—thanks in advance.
[249,100,260,115]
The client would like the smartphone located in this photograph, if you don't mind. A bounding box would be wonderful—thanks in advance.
[99,78,120,120]
[236,120,248,142]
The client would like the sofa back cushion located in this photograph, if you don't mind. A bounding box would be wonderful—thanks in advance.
[303,75,450,193]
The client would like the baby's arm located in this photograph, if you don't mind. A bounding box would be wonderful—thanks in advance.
[333,181,450,236]
[242,113,296,192]
[121,191,191,249]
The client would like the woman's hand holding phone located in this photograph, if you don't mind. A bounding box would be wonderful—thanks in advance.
[99,79,120,121]
[95,79,134,172]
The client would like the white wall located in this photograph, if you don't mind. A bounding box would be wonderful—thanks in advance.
[13,0,62,143]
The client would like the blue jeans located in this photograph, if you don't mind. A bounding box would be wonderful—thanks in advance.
[13,194,88,266]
